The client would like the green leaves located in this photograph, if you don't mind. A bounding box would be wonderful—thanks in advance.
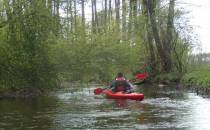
[0,1,58,92]
[182,66,210,87]
[51,24,144,83]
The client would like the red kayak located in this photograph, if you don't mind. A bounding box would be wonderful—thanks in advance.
[103,89,144,101]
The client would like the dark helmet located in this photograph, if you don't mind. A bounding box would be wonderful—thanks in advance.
[116,72,124,78]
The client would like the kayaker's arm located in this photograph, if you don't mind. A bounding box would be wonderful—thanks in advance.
[110,80,116,89]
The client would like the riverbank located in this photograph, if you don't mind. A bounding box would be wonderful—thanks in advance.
[153,72,182,84]
[181,66,210,96]
[1,65,210,98]
[152,65,210,96]
[0,82,91,99]
[0,88,46,99]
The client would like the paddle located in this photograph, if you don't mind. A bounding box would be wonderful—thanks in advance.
[94,88,106,95]
[135,72,149,80]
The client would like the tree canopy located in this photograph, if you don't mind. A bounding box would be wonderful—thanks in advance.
[0,0,193,92]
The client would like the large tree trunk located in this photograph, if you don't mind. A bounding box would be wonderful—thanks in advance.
[142,0,157,73]
[165,0,175,63]
[145,0,174,72]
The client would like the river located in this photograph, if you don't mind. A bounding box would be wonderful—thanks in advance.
[0,83,210,130]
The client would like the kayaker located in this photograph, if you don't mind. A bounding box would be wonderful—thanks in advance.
[110,72,133,93]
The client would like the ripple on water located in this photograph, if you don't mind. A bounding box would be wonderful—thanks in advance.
[142,96,193,109]
[1,86,210,130]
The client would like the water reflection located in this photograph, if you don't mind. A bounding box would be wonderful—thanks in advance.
[0,97,58,129]
[0,84,210,129]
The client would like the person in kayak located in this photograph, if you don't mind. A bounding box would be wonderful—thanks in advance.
[110,72,133,93]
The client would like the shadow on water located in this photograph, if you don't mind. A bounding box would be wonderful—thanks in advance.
[1,83,210,129]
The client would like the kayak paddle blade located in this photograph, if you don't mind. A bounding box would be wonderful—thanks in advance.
[94,88,104,95]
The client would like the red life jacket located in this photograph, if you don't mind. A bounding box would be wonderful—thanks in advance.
[115,77,126,92]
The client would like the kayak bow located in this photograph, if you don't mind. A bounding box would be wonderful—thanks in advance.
[103,89,144,101]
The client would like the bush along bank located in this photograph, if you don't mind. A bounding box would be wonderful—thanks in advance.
[150,70,210,96]
[153,72,182,85]
[181,69,210,96]
[0,88,43,99]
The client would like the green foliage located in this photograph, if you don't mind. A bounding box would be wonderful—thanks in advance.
[154,72,182,83]
[52,23,144,82]
[0,0,194,95]
[0,1,58,92]
[172,37,192,73]
[182,65,210,88]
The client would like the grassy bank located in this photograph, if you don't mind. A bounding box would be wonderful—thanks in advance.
[182,65,210,88]
[151,64,210,90]
[153,72,182,84]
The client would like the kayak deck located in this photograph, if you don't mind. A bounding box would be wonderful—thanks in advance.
[103,89,144,101]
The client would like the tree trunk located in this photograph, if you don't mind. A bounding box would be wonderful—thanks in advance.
[81,0,85,27]
[92,0,96,33]
[66,0,70,32]
[122,0,126,41]
[94,0,98,32]
[142,0,157,73]
[165,0,175,61]
[70,0,73,33]
[133,0,137,28]
[55,0,60,36]
[56,0,59,21]
[81,0,86,43]
[128,0,133,38]
[104,0,107,28]
[108,0,112,28]
[74,0,77,32]
[47,0,52,14]
[145,0,173,72]
[115,0,120,30]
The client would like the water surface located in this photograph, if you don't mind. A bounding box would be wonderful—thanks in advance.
[0,84,210,130]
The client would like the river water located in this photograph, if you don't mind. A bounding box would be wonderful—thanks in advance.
[0,83,210,130]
